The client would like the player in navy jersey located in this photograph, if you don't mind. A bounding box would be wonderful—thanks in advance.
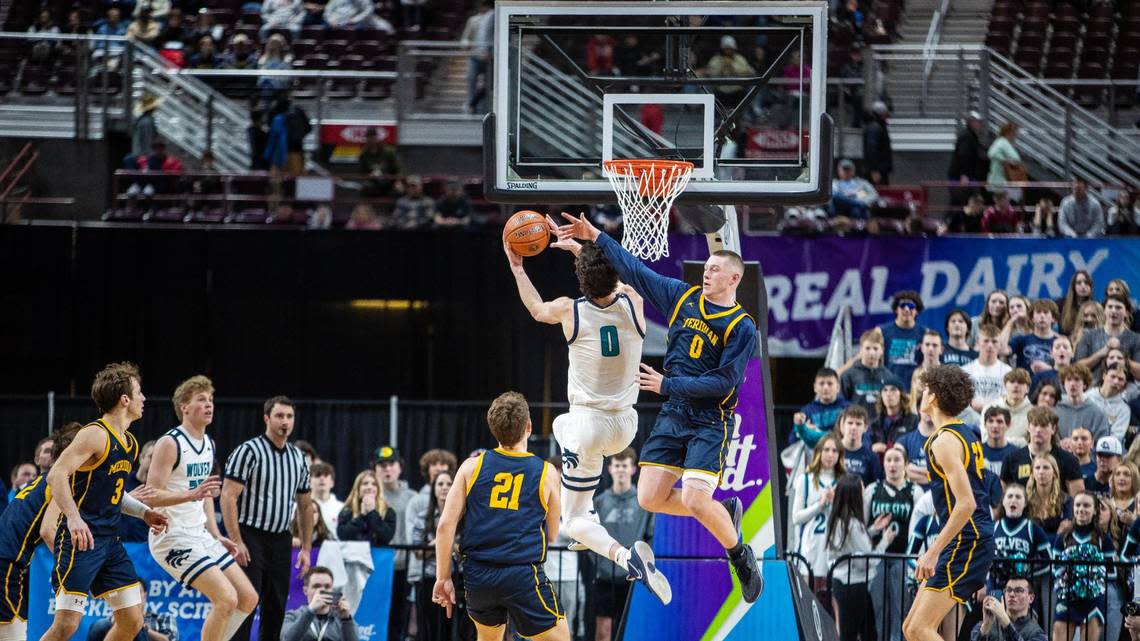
[556,212,763,603]
[40,363,171,641]
[0,424,80,641]
[432,392,567,640]
[903,365,996,641]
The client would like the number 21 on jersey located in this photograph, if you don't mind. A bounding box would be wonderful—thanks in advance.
[489,472,524,510]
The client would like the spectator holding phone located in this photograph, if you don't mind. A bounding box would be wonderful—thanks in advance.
[281,566,358,641]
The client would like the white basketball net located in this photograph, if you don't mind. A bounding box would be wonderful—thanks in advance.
[603,160,694,261]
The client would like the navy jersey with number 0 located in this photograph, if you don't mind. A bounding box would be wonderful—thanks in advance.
[0,475,51,566]
[460,449,550,565]
[924,421,994,540]
[664,285,756,410]
[71,420,139,537]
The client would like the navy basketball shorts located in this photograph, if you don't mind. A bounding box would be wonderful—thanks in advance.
[923,536,994,603]
[0,559,28,622]
[463,560,564,638]
[1055,595,1107,624]
[52,533,140,600]
[639,401,731,481]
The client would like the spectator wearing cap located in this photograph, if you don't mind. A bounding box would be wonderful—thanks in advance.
[863,101,892,185]
[132,90,162,158]
[703,35,755,108]
[948,111,988,205]
[878,290,928,394]
[371,446,417,641]
[221,33,259,69]
[1086,436,1123,495]
[433,180,472,229]
[830,158,878,220]
[393,176,434,229]
[310,462,343,536]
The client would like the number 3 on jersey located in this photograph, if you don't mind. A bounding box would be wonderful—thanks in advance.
[110,478,124,505]
[489,472,524,510]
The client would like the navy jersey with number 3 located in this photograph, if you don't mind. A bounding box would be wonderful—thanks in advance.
[72,420,139,536]
[924,421,994,540]
[460,448,550,565]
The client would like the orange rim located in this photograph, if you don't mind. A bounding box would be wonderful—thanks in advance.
[603,159,694,197]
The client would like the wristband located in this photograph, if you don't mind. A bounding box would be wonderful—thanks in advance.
[121,492,151,519]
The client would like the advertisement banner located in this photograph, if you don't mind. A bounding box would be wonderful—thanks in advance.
[650,236,1139,357]
[29,544,394,641]
[622,357,785,641]
[319,121,398,163]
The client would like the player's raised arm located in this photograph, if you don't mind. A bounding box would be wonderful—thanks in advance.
[557,212,689,315]
[504,241,575,328]
[433,456,475,618]
[47,424,108,551]
[913,432,977,582]
[144,436,221,507]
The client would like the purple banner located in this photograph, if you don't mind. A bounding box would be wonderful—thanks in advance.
[643,235,1139,357]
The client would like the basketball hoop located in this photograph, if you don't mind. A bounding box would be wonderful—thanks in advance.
[603,159,695,261]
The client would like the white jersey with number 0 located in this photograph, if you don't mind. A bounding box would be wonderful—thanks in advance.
[158,425,214,530]
[567,294,644,411]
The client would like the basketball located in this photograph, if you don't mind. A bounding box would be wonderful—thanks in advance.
[503,210,550,257]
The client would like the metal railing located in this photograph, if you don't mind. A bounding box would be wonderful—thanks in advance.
[822,552,1136,641]
[982,48,1140,199]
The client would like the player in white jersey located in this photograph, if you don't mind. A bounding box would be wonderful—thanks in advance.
[505,221,671,604]
[146,376,259,641]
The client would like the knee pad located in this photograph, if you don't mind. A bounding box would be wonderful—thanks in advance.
[54,591,88,613]
[681,472,718,496]
[0,619,27,641]
[103,584,143,611]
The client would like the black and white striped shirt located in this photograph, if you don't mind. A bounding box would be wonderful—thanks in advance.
[223,434,311,533]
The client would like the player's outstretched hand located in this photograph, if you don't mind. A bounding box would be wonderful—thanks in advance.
[189,476,222,501]
[558,211,600,242]
[914,548,937,583]
[502,240,523,268]
[66,513,94,551]
[637,363,664,394]
[129,484,159,503]
[546,215,582,255]
[143,509,168,535]
[432,577,456,618]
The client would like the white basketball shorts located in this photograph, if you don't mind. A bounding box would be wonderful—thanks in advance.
[149,527,235,587]
[553,407,638,492]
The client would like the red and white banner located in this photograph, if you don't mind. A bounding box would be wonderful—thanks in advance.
[744,127,810,161]
[319,121,398,163]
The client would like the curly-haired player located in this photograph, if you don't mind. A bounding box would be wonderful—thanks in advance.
[503,221,671,605]
[903,365,995,641]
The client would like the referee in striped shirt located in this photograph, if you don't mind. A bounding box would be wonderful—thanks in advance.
[222,395,314,641]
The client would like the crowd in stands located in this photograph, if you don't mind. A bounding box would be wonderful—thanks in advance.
[787,275,1140,641]
[1,394,654,641]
